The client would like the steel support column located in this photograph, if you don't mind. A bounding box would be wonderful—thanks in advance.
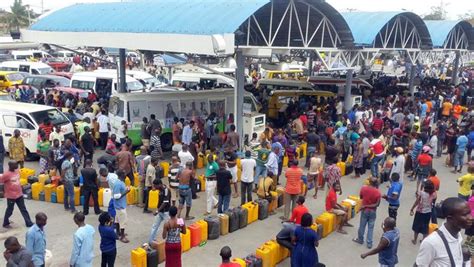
[452,51,460,85]
[408,63,416,100]
[344,69,353,112]
[235,49,245,150]
[118,48,127,93]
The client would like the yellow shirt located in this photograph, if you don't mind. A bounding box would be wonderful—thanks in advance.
[257,177,273,198]
[8,136,25,161]
[457,173,474,196]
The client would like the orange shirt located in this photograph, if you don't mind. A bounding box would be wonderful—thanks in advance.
[429,176,440,191]
[442,102,453,116]
[285,167,302,195]
[453,105,463,119]
[426,101,433,113]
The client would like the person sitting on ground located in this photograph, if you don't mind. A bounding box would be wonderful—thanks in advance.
[257,171,275,201]
[325,182,352,234]
[3,236,33,267]
[219,246,241,267]
[360,217,400,267]
[289,196,309,225]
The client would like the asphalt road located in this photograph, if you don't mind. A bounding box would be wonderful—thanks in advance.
[0,150,465,266]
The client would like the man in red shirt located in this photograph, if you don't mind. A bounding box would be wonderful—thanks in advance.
[1,161,33,228]
[219,246,241,267]
[369,135,385,178]
[416,146,433,192]
[353,177,381,249]
[289,196,309,225]
[282,159,302,221]
[326,182,352,234]
[371,112,384,136]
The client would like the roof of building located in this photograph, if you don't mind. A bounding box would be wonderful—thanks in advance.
[341,11,432,48]
[424,20,474,49]
[30,0,269,35]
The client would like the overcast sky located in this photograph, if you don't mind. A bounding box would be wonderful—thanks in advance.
[0,0,472,20]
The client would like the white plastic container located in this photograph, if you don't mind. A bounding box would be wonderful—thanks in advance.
[103,188,112,208]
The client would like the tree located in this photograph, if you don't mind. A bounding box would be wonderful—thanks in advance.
[423,3,448,20]
[6,0,31,31]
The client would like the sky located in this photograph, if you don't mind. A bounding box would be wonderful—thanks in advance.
[0,0,472,20]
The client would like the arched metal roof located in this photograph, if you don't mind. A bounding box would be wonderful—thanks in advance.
[424,20,474,50]
[29,0,269,35]
[341,11,432,49]
[22,0,271,54]
[235,0,354,49]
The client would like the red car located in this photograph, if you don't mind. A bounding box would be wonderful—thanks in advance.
[46,58,72,72]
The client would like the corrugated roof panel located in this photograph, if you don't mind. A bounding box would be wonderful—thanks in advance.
[30,0,269,35]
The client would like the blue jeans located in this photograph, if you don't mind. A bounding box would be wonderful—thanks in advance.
[149,212,169,243]
[370,155,383,178]
[178,188,192,207]
[357,209,377,247]
[454,150,465,168]
[64,181,76,211]
[254,165,267,186]
[218,194,230,214]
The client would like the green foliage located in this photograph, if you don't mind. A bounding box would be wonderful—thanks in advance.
[423,4,447,20]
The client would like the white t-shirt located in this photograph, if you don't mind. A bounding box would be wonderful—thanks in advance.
[178,151,194,168]
[240,158,256,183]
[49,131,64,143]
[415,224,464,267]
[97,114,110,133]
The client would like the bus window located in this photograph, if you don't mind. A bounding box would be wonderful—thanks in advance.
[19,65,30,73]
[71,80,94,90]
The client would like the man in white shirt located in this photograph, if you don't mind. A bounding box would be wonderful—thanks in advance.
[178,144,194,168]
[240,151,256,205]
[49,125,64,144]
[415,197,472,267]
[97,110,111,150]
[265,144,280,189]
[389,147,406,183]
[181,121,194,146]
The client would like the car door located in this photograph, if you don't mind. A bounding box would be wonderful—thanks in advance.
[2,112,37,153]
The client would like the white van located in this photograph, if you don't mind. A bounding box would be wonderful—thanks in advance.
[171,72,234,89]
[108,88,265,150]
[0,61,53,75]
[11,50,51,61]
[70,72,145,99]
[0,101,74,157]
[94,69,162,89]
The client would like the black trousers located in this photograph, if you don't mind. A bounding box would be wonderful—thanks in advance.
[82,187,101,215]
[240,181,253,205]
[3,196,33,227]
[388,205,399,220]
[101,249,116,267]
[100,132,109,150]
[143,186,152,211]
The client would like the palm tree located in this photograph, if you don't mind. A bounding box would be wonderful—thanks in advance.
[7,0,30,31]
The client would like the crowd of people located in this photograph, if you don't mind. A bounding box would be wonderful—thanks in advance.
[1,70,474,266]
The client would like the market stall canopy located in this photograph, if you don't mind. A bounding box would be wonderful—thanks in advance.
[21,0,270,55]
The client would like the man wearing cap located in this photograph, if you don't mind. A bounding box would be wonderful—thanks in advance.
[390,147,406,183]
